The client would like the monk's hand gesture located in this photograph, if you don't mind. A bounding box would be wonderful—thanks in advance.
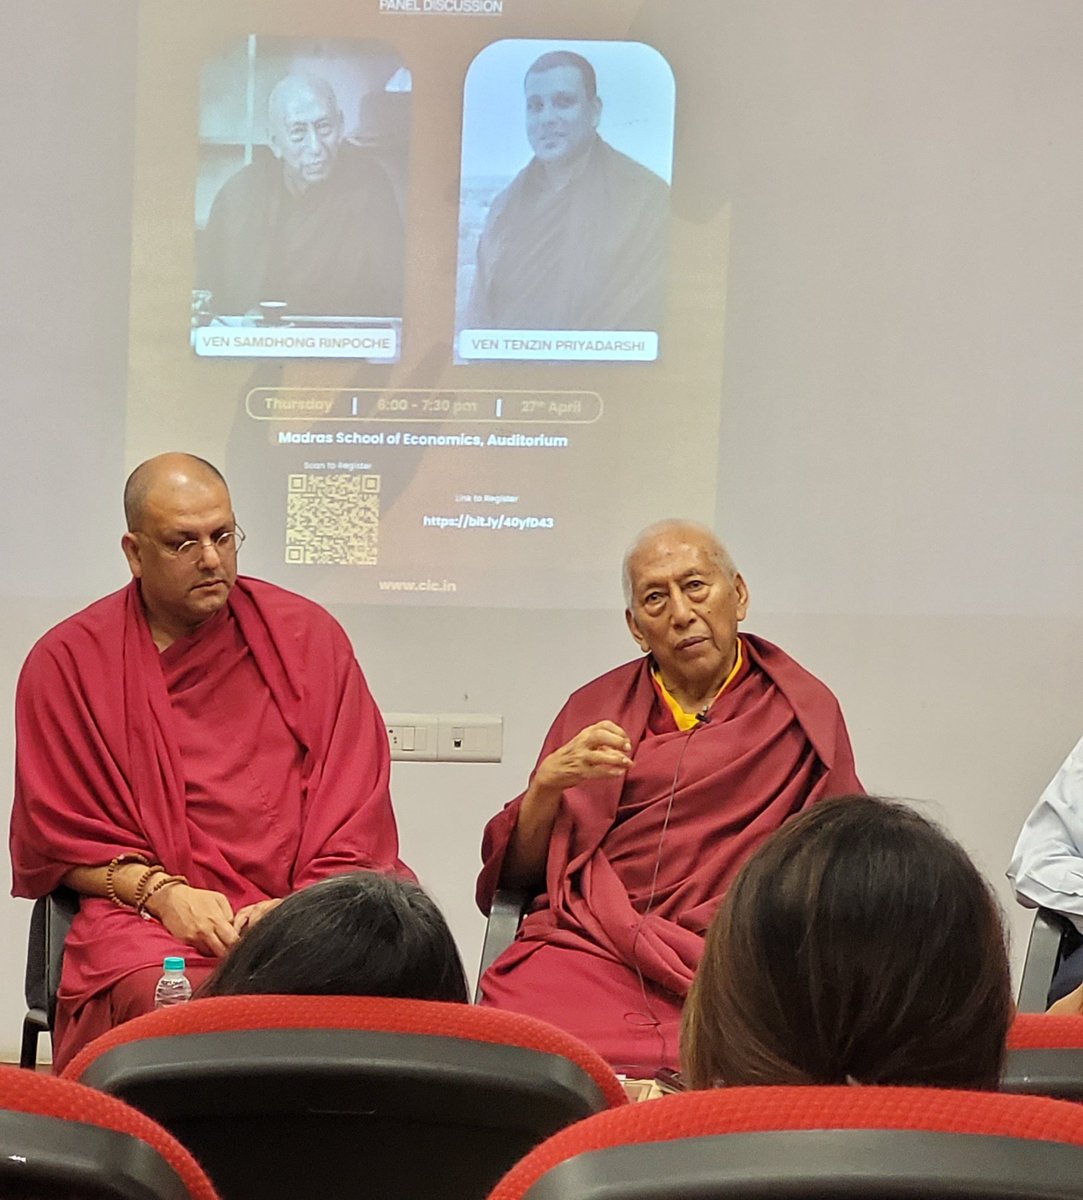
[535,721,634,793]
[148,883,239,958]
[504,722,634,889]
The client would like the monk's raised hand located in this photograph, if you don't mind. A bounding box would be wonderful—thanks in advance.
[506,721,634,887]
[149,883,239,958]
[537,720,633,792]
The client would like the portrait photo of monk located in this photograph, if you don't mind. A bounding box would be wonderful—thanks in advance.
[456,40,676,357]
[193,37,409,328]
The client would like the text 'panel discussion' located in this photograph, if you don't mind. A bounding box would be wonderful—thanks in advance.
[6,1,1083,1198]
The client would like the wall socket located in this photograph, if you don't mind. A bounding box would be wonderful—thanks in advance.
[384,713,502,762]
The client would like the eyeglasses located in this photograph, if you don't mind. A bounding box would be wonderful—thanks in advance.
[138,526,246,562]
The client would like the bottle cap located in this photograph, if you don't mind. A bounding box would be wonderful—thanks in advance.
[163,956,186,972]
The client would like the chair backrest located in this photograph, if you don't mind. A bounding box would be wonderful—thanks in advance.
[1004,1012,1083,1100]
[21,886,79,1068]
[486,1085,1083,1200]
[66,994,626,1200]
[0,1064,220,1200]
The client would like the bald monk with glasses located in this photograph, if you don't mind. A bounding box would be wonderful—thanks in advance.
[10,452,411,1070]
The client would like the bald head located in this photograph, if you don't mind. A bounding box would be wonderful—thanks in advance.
[269,74,339,129]
[525,50,598,100]
[622,519,749,711]
[120,454,239,647]
[124,454,227,531]
[268,73,344,194]
[622,519,736,607]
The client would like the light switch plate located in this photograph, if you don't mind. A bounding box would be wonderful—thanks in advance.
[385,713,502,762]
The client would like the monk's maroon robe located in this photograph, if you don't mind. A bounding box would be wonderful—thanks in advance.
[198,143,405,318]
[476,636,862,1074]
[10,577,409,1070]
[466,135,670,332]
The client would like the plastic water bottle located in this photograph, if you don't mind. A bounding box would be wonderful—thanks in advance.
[153,956,192,1008]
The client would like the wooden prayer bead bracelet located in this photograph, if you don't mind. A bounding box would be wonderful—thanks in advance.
[138,872,189,921]
[105,852,149,909]
[104,853,187,916]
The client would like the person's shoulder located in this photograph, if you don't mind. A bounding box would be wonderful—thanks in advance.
[22,587,129,670]
[485,160,536,223]
[595,137,670,197]
[233,577,359,662]
[208,149,281,209]
[744,632,844,711]
[233,576,339,627]
[337,141,394,184]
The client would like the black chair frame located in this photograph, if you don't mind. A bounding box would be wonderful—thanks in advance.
[474,886,529,1002]
[1017,906,1081,1013]
[78,1023,614,1200]
[0,1107,194,1200]
[21,886,79,1069]
[520,1127,1083,1200]
[1003,1045,1083,1102]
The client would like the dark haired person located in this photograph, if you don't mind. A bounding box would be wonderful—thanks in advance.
[200,871,468,1003]
[682,795,1013,1090]
[9,453,410,1071]
[198,72,404,318]
[477,519,861,1075]
[466,50,670,332]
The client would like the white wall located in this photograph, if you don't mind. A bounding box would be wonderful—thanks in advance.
[3,0,1082,1059]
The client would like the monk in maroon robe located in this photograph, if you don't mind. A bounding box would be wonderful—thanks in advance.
[476,520,861,1075]
[10,453,410,1071]
[465,50,669,334]
[197,73,404,318]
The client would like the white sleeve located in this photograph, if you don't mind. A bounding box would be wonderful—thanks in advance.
[1008,733,1083,935]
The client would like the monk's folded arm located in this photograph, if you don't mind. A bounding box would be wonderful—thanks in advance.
[501,779,564,888]
[63,862,161,908]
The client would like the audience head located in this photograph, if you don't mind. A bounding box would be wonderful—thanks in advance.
[200,871,469,1003]
[681,794,1012,1091]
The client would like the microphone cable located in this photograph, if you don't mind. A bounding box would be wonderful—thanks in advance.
[625,712,709,1070]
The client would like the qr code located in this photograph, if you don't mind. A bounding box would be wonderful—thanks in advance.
[285,474,380,565]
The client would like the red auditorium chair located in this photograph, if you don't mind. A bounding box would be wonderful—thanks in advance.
[0,1064,219,1199]
[486,1085,1083,1200]
[1004,1012,1083,1100]
[64,994,627,1200]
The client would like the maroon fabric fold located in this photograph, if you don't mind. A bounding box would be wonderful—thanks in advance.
[10,576,409,1064]
[198,143,404,317]
[476,635,862,1072]
[467,135,670,332]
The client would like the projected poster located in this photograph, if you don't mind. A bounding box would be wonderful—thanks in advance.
[127,1,729,608]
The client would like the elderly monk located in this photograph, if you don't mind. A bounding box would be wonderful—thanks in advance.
[476,520,862,1075]
[10,453,410,1071]
[197,73,404,318]
[466,50,669,333]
